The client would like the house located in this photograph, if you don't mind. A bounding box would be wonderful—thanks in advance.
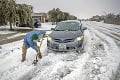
[31,13,47,23]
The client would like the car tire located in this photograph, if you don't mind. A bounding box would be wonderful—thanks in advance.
[76,43,84,53]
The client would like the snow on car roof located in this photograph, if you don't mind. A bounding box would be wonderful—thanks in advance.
[61,20,81,23]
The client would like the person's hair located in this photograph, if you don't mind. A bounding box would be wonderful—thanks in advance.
[32,34,38,40]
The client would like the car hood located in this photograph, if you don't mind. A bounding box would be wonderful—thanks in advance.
[50,31,83,39]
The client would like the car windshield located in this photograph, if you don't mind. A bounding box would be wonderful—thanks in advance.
[55,22,80,31]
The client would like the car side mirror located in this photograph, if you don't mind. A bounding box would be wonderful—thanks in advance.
[51,28,55,30]
[82,27,87,30]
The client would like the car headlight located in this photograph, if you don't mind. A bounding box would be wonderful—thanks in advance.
[75,36,84,41]
[47,36,52,41]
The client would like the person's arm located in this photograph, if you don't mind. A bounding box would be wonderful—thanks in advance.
[39,35,44,48]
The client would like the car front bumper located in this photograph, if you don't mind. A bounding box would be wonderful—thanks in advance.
[47,40,83,52]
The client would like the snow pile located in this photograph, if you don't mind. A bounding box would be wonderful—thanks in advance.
[82,21,120,80]
[34,23,56,31]
[7,33,26,39]
[0,30,17,35]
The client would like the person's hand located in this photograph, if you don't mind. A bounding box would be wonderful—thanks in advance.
[38,39,40,42]
[44,34,48,37]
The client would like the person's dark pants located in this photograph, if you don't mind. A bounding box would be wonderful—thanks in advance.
[21,43,42,62]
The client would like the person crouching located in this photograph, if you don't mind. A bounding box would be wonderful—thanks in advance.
[21,30,46,62]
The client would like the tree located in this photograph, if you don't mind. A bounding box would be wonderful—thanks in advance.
[0,0,17,29]
[0,0,9,25]
[16,4,33,28]
[106,13,115,19]
[0,0,33,29]
[48,8,77,22]
[7,0,16,30]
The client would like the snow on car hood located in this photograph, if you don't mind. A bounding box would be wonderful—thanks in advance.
[50,31,83,39]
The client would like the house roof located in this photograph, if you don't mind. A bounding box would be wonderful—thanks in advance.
[31,13,47,17]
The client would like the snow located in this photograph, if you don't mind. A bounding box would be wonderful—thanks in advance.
[7,33,26,39]
[33,23,56,31]
[0,30,17,35]
[0,21,120,80]
[0,23,55,34]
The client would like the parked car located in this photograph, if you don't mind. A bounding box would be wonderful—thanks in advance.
[47,20,87,52]
[33,18,41,28]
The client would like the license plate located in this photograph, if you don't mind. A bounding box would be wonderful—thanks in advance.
[59,44,66,50]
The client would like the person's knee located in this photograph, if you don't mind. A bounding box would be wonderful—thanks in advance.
[22,43,27,53]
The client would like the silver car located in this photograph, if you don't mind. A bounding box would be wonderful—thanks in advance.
[47,20,87,52]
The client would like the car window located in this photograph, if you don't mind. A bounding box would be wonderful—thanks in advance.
[55,22,80,31]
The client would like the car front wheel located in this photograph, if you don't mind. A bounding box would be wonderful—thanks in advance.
[76,43,84,53]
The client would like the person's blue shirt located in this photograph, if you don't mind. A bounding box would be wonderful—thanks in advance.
[24,30,46,51]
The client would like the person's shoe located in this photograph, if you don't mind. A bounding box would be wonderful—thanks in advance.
[21,59,26,62]
[38,55,42,59]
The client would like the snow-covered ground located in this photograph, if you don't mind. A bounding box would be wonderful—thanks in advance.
[0,21,120,80]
